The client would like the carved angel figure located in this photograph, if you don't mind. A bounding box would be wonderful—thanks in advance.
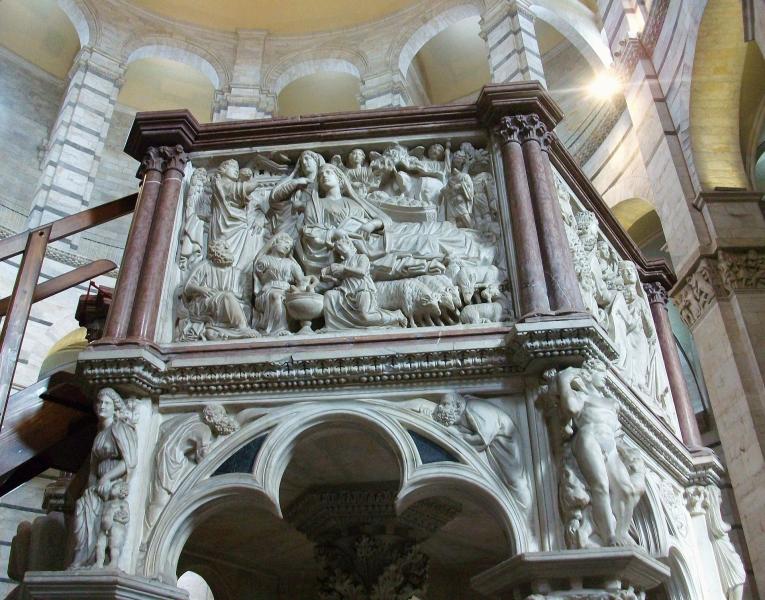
[550,360,645,547]
[72,388,137,568]
[434,392,531,510]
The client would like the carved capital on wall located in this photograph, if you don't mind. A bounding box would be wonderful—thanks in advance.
[495,114,549,147]
[159,144,188,175]
[138,146,164,178]
[673,248,765,327]
[642,282,668,306]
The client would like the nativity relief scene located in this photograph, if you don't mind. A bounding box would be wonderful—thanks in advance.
[174,141,508,341]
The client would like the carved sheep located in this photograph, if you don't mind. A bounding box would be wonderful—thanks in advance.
[419,274,461,324]
[445,258,501,305]
[375,278,441,327]
[459,302,503,325]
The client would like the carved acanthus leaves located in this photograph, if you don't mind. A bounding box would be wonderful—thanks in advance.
[495,114,551,149]
[159,144,188,175]
[641,282,668,306]
[139,146,163,178]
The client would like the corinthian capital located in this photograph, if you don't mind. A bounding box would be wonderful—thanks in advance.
[642,281,668,306]
[138,147,163,178]
[159,144,189,175]
[494,114,551,148]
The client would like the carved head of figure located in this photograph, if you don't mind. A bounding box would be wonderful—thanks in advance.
[619,261,639,286]
[218,159,240,181]
[239,167,254,182]
[581,358,608,391]
[110,480,130,500]
[202,404,240,436]
[190,167,208,188]
[427,143,445,161]
[468,148,491,175]
[347,148,366,169]
[270,232,294,257]
[433,391,467,427]
[451,150,468,172]
[575,210,599,250]
[298,150,325,179]
[207,239,235,267]
[317,164,344,196]
[332,233,357,260]
[95,388,119,423]
[382,143,410,167]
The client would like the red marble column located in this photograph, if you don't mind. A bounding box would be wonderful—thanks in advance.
[518,115,584,313]
[495,116,550,317]
[102,147,163,341]
[127,145,188,341]
[643,281,703,447]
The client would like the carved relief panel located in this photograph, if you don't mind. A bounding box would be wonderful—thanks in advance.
[554,173,673,420]
[170,140,511,341]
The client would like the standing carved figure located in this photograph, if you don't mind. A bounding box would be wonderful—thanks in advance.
[210,159,261,270]
[269,150,325,236]
[551,360,645,547]
[72,388,137,568]
[94,481,129,568]
[703,487,746,600]
[441,169,475,228]
[253,232,313,335]
[434,392,530,511]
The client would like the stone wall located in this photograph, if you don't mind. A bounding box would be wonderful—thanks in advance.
[0,47,63,233]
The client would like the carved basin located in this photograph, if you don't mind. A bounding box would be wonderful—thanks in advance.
[286,290,324,334]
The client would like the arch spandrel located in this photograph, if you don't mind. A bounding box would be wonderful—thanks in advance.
[142,399,533,583]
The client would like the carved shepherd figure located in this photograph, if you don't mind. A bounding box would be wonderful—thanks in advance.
[72,388,137,568]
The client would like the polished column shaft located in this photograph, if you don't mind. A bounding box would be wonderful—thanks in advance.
[102,148,163,340]
[644,282,703,447]
[127,145,188,341]
[496,116,550,316]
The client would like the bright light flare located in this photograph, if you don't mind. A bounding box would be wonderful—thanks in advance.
[588,72,622,99]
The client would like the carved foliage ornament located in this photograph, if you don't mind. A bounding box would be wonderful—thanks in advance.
[494,113,552,149]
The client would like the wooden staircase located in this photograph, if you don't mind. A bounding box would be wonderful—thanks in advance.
[0,193,137,495]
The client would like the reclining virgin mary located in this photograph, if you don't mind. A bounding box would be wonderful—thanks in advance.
[297,163,495,278]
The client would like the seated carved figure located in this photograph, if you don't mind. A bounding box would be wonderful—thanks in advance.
[321,234,406,331]
[253,233,313,335]
[551,359,645,547]
[182,239,258,340]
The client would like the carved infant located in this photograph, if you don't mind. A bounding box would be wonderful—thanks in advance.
[94,481,129,569]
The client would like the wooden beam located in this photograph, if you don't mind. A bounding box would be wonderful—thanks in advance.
[0,193,137,262]
[0,227,50,432]
[0,259,116,317]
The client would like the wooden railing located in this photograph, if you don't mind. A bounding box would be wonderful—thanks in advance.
[0,193,138,431]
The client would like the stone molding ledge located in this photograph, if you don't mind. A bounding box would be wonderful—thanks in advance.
[75,323,723,490]
[471,547,670,598]
[21,570,187,599]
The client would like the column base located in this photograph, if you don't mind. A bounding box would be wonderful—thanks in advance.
[471,547,670,599]
[20,570,188,600]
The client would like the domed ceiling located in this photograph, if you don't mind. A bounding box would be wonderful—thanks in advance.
[131,0,422,33]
